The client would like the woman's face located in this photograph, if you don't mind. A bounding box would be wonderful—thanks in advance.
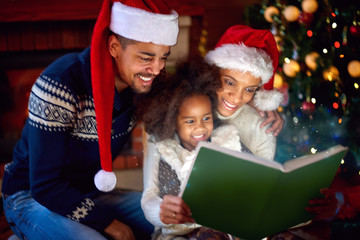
[216,68,261,117]
[176,95,214,151]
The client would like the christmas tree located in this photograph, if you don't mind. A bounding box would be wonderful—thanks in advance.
[244,0,360,166]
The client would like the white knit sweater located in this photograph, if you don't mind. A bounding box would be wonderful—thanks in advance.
[141,124,242,236]
[216,104,276,161]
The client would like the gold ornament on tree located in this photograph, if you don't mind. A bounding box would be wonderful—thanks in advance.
[273,73,284,88]
[264,6,280,23]
[322,66,340,81]
[347,60,360,78]
[283,6,300,22]
[305,52,320,71]
[283,59,301,77]
[301,0,318,14]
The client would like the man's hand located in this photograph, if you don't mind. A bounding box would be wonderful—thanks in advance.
[159,195,195,224]
[104,219,135,240]
[248,100,284,136]
[258,110,284,136]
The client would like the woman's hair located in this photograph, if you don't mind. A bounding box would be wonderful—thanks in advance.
[138,58,222,141]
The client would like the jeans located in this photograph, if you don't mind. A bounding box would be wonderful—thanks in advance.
[3,190,154,240]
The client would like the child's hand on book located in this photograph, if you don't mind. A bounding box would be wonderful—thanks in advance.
[159,195,195,224]
[306,188,339,221]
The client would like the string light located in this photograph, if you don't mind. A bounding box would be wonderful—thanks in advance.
[354,83,359,89]
[340,54,344,58]
[338,118,342,124]
[334,41,340,48]
[323,48,328,54]
[307,30,313,37]
[333,102,339,109]
[332,22,337,29]
[310,148,318,154]
[311,98,316,104]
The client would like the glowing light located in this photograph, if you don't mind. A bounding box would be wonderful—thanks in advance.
[310,148,318,154]
[284,57,290,63]
[340,54,344,58]
[323,48,328,54]
[338,118,342,124]
[307,30,313,37]
[331,12,336,17]
[311,98,316,104]
[355,83,359,89]
[335,92,339,97]
[341,159,345,164]
[334,41,340,48]
[293,117,299,124]
[332,22,337,29]
[333,102,339,109]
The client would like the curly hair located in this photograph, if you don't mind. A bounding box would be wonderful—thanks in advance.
[138,58,222,141]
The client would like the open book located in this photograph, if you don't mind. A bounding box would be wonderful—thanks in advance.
[179,142,348,240]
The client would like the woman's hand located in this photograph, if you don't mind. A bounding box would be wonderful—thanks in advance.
[160,195,195,224]
[306,188,340,221]
[104,219,135,240]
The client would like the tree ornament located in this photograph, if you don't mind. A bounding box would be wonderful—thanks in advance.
[283,60,300,77]
[298,12,314,27]
[347,60,360,78]
[322,66,340,81]
[305,52,320,71]
[301,0,318,14]
[264,6,280,23]
[274,35,283,52]
[283,6,300,22]
[350,25,360,38]
[273,72,284,88]
[301,101,316,114]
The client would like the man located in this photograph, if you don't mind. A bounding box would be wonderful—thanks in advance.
[1,0,178,239]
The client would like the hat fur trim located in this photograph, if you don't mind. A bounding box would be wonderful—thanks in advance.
[205,43,273,85]
[254,89,284,111]
[110,2,179,46]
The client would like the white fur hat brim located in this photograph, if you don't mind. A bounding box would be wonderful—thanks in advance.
[205,43,274,85]
[110,2,179,46]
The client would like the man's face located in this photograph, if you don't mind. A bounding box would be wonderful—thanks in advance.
[112,39,171,93]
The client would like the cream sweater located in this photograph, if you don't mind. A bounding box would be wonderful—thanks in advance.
[141,124,242,236]
[216,104,276,161]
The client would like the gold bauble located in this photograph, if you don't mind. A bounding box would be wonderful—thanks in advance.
[347,60,360,78]
[273,73,284,88]
[305,52,320,71]
[283,6,300,22]
[283,60,301,77]
[264,6,280,23]
[322,66,340,81]
[301,0,318,14]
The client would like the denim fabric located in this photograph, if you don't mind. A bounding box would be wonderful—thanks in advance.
[3,190,154,240]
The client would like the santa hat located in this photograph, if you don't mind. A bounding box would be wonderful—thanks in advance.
[91,0,178,192]
[205,25,283,111]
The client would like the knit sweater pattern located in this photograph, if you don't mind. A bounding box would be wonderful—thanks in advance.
[1,48,137,231]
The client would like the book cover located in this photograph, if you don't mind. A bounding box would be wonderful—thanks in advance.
[180,142,348,240]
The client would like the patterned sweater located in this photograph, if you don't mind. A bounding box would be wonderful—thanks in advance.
[1,48,137,231]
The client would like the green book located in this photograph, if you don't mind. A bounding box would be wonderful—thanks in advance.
[180,142,348,240]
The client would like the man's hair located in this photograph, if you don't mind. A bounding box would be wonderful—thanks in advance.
[138,58,222,141]
[110,31,138,49]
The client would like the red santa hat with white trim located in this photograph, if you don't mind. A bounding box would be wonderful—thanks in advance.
[91,0,178,192]
[205,25,283,111]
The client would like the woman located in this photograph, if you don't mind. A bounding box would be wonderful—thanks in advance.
[205,24,284,160]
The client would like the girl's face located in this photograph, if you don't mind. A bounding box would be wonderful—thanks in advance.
[176,95,214,151]
[217,69,261,117]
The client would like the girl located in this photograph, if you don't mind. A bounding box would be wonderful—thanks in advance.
[139,59,242,239]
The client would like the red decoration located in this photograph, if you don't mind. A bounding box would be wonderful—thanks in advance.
[350,25,360,38]
[298,12,314,27]
[301,101,315,114]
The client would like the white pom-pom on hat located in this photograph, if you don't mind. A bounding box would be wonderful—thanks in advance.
[94,169,117,192]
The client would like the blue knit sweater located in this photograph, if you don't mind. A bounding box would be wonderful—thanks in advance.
[1,48,137,231]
